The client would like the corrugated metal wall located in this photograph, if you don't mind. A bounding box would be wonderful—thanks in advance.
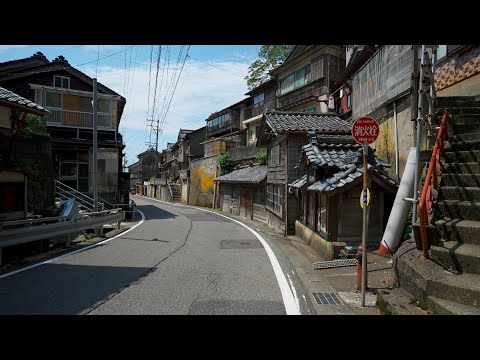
[352,45,413,119]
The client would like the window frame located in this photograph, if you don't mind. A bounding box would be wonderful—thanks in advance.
[268,143,280,166]
[54,75,70,89]
[266,184,283,217]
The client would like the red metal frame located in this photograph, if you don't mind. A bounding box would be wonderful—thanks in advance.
[418,111,448,258]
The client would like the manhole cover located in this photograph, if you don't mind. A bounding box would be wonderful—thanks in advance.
[312,292,344,305]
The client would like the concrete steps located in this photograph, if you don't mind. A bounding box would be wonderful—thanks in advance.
[439,186,480,201]
[441,174,480,187]
[438,200,480,221]
[426,296,480,315]
[435,218,480,244]
[395,243,480,310]
[444,150,480,162]
[431,240,480,274]
[442,162,480,174]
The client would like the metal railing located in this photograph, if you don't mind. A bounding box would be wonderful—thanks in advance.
[46,108,114,130]
[55,180,102,211]
[418,111,448,258]
[0,209,124,248]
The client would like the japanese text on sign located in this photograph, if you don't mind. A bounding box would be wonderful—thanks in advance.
[352,117,380,144]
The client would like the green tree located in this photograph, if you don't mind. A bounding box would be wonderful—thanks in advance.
[217,153,234,176]
[245,45,294,90]
[256,151,267,165]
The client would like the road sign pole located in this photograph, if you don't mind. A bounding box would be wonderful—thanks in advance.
[361,141,368,307]
[351,116,379,308]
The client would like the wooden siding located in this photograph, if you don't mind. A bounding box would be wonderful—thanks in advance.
[253,203,268,224]
[287,134,308,183]
[267,137,287,185]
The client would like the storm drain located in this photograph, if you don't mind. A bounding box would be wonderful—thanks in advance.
[313,258,357,270]
[312,293,344,305]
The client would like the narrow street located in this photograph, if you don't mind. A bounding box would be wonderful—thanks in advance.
[0,196,314,315]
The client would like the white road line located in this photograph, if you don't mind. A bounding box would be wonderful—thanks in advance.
[133,195,302,315]
[0,210,145,280]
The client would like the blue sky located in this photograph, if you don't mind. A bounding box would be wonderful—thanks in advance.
[0,45,261,166]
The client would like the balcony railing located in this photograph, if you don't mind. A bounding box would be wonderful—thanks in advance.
[45,108,114,130]
[244,97,276,120]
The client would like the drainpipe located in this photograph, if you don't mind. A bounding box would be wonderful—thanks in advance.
[412,45,426,233]
[393,101,399,179]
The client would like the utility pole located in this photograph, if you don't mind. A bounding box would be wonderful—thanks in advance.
[93,78,98,213]
[147,118,160,178]
[92,78,100,236]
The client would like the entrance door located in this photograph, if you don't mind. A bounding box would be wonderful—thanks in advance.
[240,189,252,219]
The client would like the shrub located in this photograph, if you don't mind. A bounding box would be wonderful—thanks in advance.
[217,153,234,175]
[256,151,267,165]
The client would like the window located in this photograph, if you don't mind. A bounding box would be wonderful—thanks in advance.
[54,75,70,89]
[266,184,283,216]
[304,107,316,113]
[317,194,327,233]
[253,93,265,107]
[207,112,231,131]
[278,65,310,96]
[308,192,316,230]
[45,92,62,108]
[436,45,447,60]
[268,143,280,166]
[254,186,265,205]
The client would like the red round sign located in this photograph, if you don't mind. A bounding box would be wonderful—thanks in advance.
[351,116,380,144]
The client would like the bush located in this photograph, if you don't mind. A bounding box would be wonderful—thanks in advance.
[217,153,234,175]
[21,114,47,135]
[256,151,267,165]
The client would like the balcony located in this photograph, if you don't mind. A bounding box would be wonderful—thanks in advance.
[46,108,114,130]
[244,97,276,120]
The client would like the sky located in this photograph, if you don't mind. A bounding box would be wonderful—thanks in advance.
[0,45,261,166]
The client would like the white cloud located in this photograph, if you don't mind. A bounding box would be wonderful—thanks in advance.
[81,57,251,163]
[0,45,29,51]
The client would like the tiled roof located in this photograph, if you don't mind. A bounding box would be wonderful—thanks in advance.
[289,174,307,189]
[307,164,398,193]
[0,86,47,113]
[215,165,268,183]
[291,137,398,194]
[264,111,351,133]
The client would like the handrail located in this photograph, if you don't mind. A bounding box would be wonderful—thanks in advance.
[418,111,448,258]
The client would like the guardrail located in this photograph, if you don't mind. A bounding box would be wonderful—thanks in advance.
[0,210,124,249]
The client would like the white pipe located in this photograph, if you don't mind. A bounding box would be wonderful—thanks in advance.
[379,147,416,255]
[394,101,399,179]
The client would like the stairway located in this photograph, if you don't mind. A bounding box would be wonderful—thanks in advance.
[396,96,480,314]
[168,183,182,203]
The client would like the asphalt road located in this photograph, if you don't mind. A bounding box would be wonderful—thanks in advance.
[0,196,314,315]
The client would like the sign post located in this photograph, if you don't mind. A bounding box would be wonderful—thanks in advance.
[351,116,379,307]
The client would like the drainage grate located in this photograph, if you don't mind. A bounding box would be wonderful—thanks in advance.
[313,258,357,270]
[312,292,344,305]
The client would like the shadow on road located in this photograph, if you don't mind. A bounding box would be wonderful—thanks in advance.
[137,205,178,220]
[0,262,152,315]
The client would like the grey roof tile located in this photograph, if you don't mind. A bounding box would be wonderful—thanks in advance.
[0,86,47,113]
[215,165,268,183]
[289,174,307,188]
[264,111,351,133]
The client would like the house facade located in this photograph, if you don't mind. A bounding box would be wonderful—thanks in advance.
[256,111,352,236]
[0,87,50,221]
[290,134,398,259]
[0,52,128,204]
[270,45,346,113]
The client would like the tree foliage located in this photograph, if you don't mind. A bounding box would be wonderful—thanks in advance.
[245,45,294,90]
[256,151,267,165]
[217,152,234,176]
[21,114,47,135]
